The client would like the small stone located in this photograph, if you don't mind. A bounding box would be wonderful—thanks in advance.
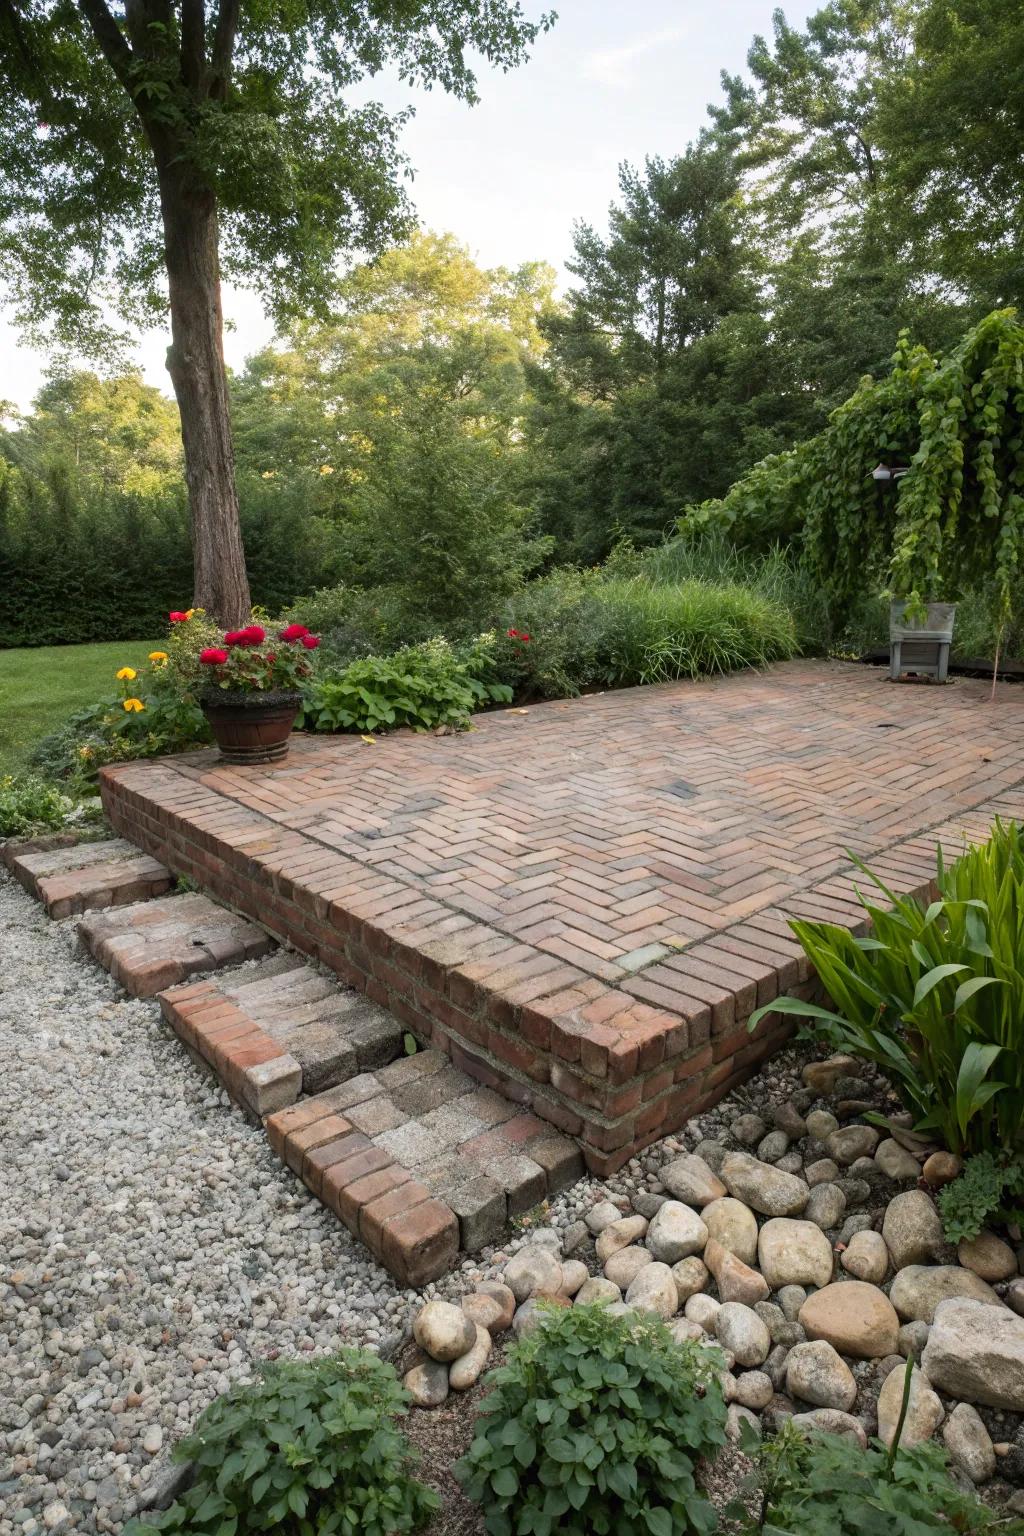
[777,1285,807,1322]
[701,1197,758,1266]
[463,1282,516,1333]
[922,1297,1024,1410]
[922,1151,962,1189]
[703,1236,769,1306]
[403,1357,449,1408]
[646,1201,708,1263]
[758,1218,835,1289]
[671,1255,709,1304]
[827,1125,881,1166]
[889,1265,1003,1323]
[791,1409,867,1446]
[694,1140,728,1172]
[757,1130,791,1164]
[720,1151,809,1218]
[513,1297,564,1338]
[874,1139,921,1181]
[734,1370,774,1410]
[943,1402,996,1484]
[142,1425,163,1456]
[838,1212,875,1244]
[876,1362,943,1448]
[958,1231,1018,1283]
[726,1404,761,1443]
[43,1504,70,1531]
[668,1317,707,1345]
[575,1277,621,1307]
[559,1260,589,1298]
[595,1215,648,1264]
[786,1339,857,1411]
[731,1113,767,1146]
[806,1158,840,1187]
[449,1324,491,1390]
[504,1245,564,1303]
[632,1191,667,1220]
[802,1057,857,1094]
[685,1293,720,1332]
[804,1183,847,1231]
[1007,1278,1024,1318]
[805,1109,840,1140]
[773,1102,808,1139]
[897,1320,930,1360]
[841,1230,889,1284]
[660,1153,727,1207]
[716,1302,771,1367]
[562,1220,589,1255]
[604,1247,653,1289]
[882,1190,944,1269]
[586,1199,625,1234]
[625,1262,679,1319]
[414,1299,477,1362]
[799,1280,899,1359]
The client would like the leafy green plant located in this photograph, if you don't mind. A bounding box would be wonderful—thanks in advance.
[741,1414,1013,1536]
[299,635,512,734]
[123,1351,438,1536]
[454,1302,727,1536]
[0,773,69,837]
[749,819,1024,1154]
[937,1151,1024,1245]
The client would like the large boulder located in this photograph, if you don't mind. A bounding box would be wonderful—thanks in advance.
[716,1302,772,1367]
[661,1152,727,1207]
[840,1230,889,1284]
[702,1197,759,1266]
[786,1340,857,1412]
[799,1280,900,1359]
[791,1409,867,1447]
[646,1201,708,1264]
[889,1265,1003,1324]
[604,1246,653,1289]
[758,1219,835,1290]
[413,1300,477,1362]
[704,1236,769,1306]
[671,1256,710,1304]
[595,1215,648,1264]
[876,1362,943,1448]
[720,1151,809,1217]
[826,1125,881,1166]
[922,1298,1024,1410]
[624,1262,679,1320]
[943,1402,996,1484]
[575,1276,621,1307]
[504,1245,564,1303]
[957,1230,1018,1283]
[882,1190,944,1269]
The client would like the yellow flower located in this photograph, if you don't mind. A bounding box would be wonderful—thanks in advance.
[261,470,276,480]
[185,609,196,619]
[123,697,145,713]
[319,464,334,476]
[148,651,168,664]
[116,667,137,681]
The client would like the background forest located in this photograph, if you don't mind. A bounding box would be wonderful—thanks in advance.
[2,0,1021,654]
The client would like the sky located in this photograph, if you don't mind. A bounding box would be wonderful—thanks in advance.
[0,0,815,411]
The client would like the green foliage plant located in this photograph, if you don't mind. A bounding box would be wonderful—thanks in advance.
[123,1350,438,1536]
[454,1302,727,1536]
[742,1414,1013,1536]
[299,635,511,735]
[937,1151,1024,1245]
[748,818,1024,1155]
[0,773,69,838]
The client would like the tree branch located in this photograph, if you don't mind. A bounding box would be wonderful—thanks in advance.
[209,0,239,98]
[76,0,135,94]
[180,0,206,95]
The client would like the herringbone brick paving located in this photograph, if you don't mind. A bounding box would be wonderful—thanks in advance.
[100,661,1024,1172]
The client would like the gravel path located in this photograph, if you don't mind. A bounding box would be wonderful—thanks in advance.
[0,873,420,1533]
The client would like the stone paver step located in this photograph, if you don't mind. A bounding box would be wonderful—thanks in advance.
[158,957,401,1115]
[266,1049,584,1275]
[77,892,274,998]
[6,836,172,918]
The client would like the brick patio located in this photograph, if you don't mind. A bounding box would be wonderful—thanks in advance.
[99,661,1024,1174]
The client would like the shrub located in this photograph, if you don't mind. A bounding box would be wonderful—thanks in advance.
[498,567,608,698]
[749,818,1024,1154]
[299,635,512,735]
[742,1415,1011,1535]
[123,1350,438,1536]
[0,773,69,837]
[454,1303,727,1536]
[937,1151,1024,1245]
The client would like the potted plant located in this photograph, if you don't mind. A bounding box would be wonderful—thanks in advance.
[199,622,320,764]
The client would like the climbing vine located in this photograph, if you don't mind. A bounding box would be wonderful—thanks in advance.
[683,310,1024,633]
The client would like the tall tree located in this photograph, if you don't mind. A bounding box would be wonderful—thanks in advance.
[0,2,552,622]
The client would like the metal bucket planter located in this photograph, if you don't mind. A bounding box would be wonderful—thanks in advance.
[889,602,956,683]
[201,689,302,765]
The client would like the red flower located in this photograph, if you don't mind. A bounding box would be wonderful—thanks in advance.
[519,632,531,643]
[300,634,321,650]
[266,653,277,665]
[240,624,266,645]
[200,647,229,665]
[507,628,520,639]
[507,628,530,644]
[169,611,189,622]
[278,623,309,641]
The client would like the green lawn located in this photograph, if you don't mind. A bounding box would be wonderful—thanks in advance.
[0,639,161,775]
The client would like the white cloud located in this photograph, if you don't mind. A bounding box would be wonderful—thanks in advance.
[582,25,689,86]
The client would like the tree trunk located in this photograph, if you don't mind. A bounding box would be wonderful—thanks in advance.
[158,164,251,626]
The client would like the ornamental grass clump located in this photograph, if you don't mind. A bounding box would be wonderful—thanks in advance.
[454,1303,727,1536]
[749,818,1024,1155]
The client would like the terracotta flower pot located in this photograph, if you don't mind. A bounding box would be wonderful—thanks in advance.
[201,689,302,765]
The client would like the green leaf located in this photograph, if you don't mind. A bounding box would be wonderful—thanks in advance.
[912,962,968,1008]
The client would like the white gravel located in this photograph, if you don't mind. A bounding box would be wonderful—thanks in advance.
[0,873,421,1533]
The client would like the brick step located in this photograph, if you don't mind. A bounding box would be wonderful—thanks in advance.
[77,892,274,997]
[6,836,172,917]
[266,1049,584,1274]
[158,956,402,1114]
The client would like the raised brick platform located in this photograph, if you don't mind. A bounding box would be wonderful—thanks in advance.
[99,661,1024,1173]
